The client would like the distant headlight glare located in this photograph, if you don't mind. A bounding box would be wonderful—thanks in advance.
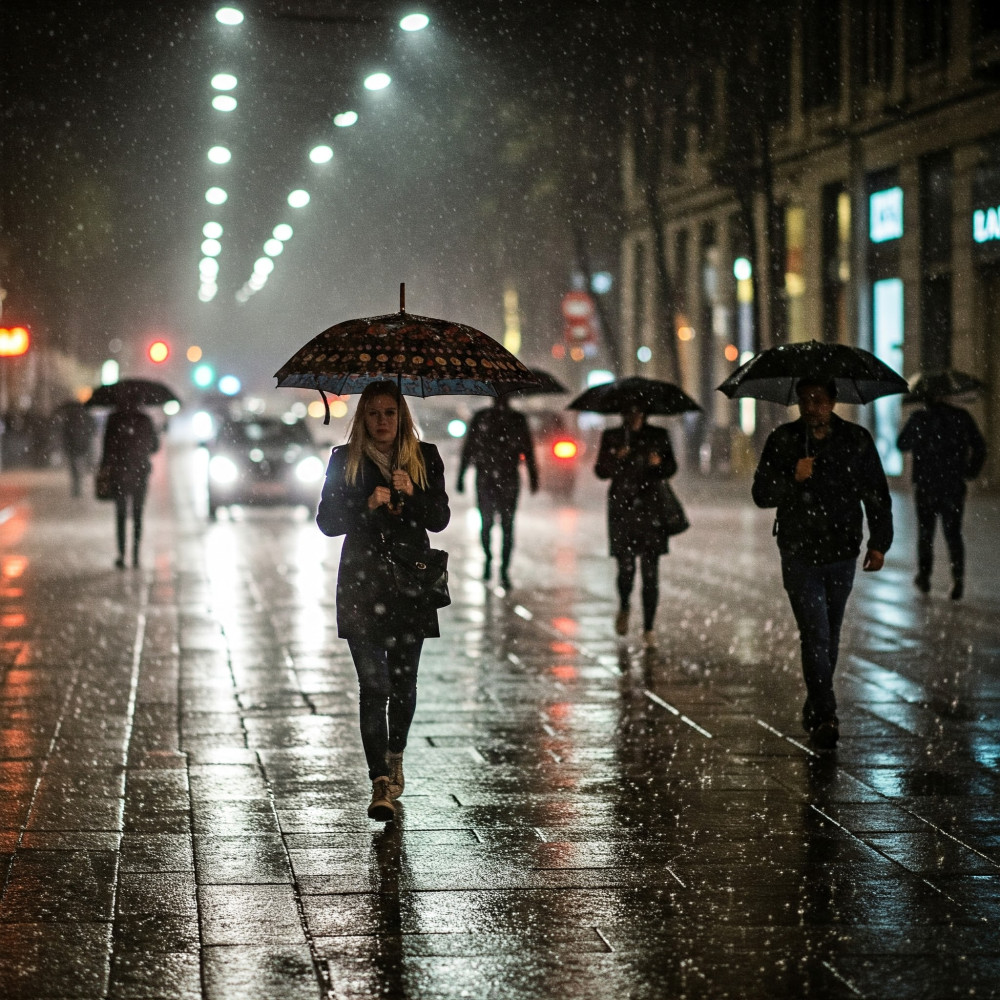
[209,455,239,484]
[295,455,325,483]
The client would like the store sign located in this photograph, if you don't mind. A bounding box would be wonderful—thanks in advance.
[869,186,903,243]
[973,206,1000,243]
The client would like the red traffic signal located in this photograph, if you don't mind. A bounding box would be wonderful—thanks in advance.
[148,339,170,364]
[0,326,30,357]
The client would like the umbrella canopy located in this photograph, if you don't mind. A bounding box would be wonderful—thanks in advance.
[716,340,908,405]
[904,368,985,403]
[274,284,545,405]
[567,376,701,415]
[501,368,567,397]
[86,378,179,408]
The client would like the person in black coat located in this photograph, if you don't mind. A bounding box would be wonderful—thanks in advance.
[753,379,893,750]
[98,394,159,569]
[897,397,986,600]
[316,381,450,822]
[456,395,538,588]
[595,408,678,647]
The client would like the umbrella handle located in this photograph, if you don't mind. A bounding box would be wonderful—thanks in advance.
[400,282,405,313]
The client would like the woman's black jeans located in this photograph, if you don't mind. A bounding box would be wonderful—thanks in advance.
[616,553,660,630]
[114,484,148,563]
[347,638,423,781]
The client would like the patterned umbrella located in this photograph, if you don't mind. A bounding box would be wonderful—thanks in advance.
[717,340,908,405]
[275,284,544,420]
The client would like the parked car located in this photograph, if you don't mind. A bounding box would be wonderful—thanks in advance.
[526,410,585,500]
[204,416,326,519]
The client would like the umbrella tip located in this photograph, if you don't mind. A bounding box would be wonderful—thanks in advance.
[400,282,405,312]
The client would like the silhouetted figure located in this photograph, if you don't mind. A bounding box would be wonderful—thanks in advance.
[98,394,159,568]
[595,408,678,648]
[57,401,95,497]
[897,397,986,600]
[316,382,450,823]
[753,379,892,750]
[456,395,538,589]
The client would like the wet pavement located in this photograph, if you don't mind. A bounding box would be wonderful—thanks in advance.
[1,443,999,999]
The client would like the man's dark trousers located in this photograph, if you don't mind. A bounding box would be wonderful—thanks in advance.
[780,553,856,725]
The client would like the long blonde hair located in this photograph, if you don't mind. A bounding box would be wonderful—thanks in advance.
[345,381,427,488]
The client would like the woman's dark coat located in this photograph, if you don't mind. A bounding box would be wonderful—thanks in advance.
[316,441,451,643]
[594,423,678,557]
[99,409,158,497]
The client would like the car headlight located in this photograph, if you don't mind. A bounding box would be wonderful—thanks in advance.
[295,455,325,484]
[209,454,240,484]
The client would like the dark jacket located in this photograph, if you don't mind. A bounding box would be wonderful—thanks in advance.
[897,402,987,499]
[457,405,538,505]
[752,414,893,566]
[595,423,678,557]
[100,409,158,496]
[316,441,450,642]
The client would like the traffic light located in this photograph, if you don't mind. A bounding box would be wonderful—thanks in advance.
[148,339,170,363]
[0,326,30,357]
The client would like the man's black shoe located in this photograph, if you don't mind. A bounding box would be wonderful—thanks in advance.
[811,718,839,750]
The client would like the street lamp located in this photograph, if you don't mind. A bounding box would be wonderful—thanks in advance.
[287,190,310,208]
[216,7,244,25]
[207,146,232,164]
[364,72,391,91]
[400,13,430,31]
[309,145,333,164]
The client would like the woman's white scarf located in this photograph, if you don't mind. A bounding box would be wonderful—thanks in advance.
[364,441,394,483]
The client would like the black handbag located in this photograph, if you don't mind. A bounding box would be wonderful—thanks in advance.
[95,465,114,501]
[659,481,690,536]
[383,541,452,609]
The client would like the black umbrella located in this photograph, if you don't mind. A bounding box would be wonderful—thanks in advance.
[86,378,179,408]
[567,376,701,415]
[904,368,985,403]
[501,368,567,397]
[716,340,908,405]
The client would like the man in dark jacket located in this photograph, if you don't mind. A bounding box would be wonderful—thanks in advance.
[753,379,893,749]
[897,397,986,600]
[456,395,538,588]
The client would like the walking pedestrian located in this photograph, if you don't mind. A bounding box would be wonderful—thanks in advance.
[56,400,95,497]
[455,394,538,589]
[316,382,450,823]
[97,390,159,569]
[897,395,986,600]
[752,379,893,749]
[595,407,678,647]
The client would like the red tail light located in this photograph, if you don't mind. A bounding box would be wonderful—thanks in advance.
[552,439,578,460]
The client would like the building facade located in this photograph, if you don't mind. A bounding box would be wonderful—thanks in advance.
[621,0,1000,483]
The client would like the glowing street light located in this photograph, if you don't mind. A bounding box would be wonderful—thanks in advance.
[201,239,222,257]
[334,111,358,127]
[211,73,237,90]
[273,224,292,241]
[212,95,237,112]
[364,72,391,91]
[203,222,223,239]
[207,146,231,164]
[199,258,219,279]
[400,13,430,31]
[263,239,283,256]
[215,7,244,25]
[309,145,333,164]
[287,189,310,208]
[205,187,228,205]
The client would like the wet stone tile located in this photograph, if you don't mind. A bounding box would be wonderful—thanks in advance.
[203,945,317,1000]
[1,850,118,922]
[0,921,112,999]
[109,951,201,1000]
[194,835,293,884]
[113,912,201,954]
[199,884,306,946]
[119,834,195,874]
[116,872,197,917]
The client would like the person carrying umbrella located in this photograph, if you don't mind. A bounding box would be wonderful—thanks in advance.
[897,376,987,600]
[315,381,450,823]
[456,393,538,589]
[97,386,160,568]
[751,378,893,749]
[594,406,679,648]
